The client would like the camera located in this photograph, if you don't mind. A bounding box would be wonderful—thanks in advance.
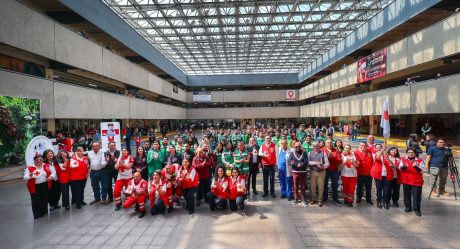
[445,144,453,158]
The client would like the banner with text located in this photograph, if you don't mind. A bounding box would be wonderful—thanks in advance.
[357,48,387,83]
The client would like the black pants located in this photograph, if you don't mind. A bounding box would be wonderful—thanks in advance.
[197,177,211,202]
[390,178,401,203]
[356,175,372,201]
[70,179,86,208]
[150,198,166,215]
[229,196,245,211]
[106,169,118,200]
[30,182,49,219]
[60,183,70,208]
[48,180,61,207]
[183,187,197,213]
[403,184,422,212]
[262,165,275,194]
[374,177,391,204]
[247,162,259,191]
[206,192,227,211]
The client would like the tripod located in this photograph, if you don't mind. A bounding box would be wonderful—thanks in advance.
[428,157,460,200]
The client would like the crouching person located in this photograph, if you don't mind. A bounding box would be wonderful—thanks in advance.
[228,168,246,212]
[123,172,147,218]
[206,166,229,211]
[149,170,172,216]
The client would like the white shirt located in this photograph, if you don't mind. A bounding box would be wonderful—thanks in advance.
[341,154,357,177]
[87,149,108,171]
[24,166,49,184]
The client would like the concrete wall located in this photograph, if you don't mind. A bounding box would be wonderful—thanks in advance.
[186,89,296,103]
[0,0,186,103]
[300,13,460,100]
[300,74,460,117]
[186,106,299,119]
[0,70,186,120]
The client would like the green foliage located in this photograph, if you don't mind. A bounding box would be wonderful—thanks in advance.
[0,96,40,166]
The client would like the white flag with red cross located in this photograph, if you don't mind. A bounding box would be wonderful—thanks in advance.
[380,98,390,138]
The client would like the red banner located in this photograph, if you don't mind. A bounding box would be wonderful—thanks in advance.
[357,48,387,83]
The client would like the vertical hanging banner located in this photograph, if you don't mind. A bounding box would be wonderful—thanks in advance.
[286,90,296,101]
[101,122,121,150]
[357,48,387,83]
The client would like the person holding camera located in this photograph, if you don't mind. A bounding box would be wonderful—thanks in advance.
[425,138,449,197]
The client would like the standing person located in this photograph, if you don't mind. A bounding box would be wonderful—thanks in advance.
[308,142,329,207]
[122,172,148,218]
[192,148,211,206]
[425,138,449,197]
[335,139,344,152]
[149,170,172,216]
[147,141,164,179]
[246,138,261,195]
[387,147,402,207]
[57,150,71,210]
[147,128,156,145]
[259,136,278,198]
[400,148,425,216]
[341,145,358,207]
[421,122,432,137]
[322,139,342,205]
[371,144,394,209]
[327,123,335,137]
[114,148,134,211]
[222,142,234,177]
[228,168,246,212]
[133,146,148,181]
[70,147,89,209]
[182,143,196,164]
[277,140,293,200]
[24,154,52,219]
[124,127,132,154]
[164,145,183,168]
[87,142,108,205]
[206,166,229,211]
[104,141,119,205]
[354,142,374,205]
[214,142,224,169]
[406,134,423,157]
[289,142,308,205]
[180,159,199,214]
[367,135,376,154]
[302,135,314,154]
[421,134,436,153]
[233,142,250,195]
[43,150,61,211]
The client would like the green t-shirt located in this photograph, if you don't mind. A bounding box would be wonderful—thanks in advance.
[302,142,313,154]
[233,150,249,174]
[147,149,164,175]
[297,130,307,142]
[215,150,223,166]
[256,136,264,147]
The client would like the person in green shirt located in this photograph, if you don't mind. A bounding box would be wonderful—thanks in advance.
[278,134,292,148]
[272,130,282,146]
[160,138,169,160]
[256,132,264,147]
[297,124,307,142]
[233,142,250,177]
[242,130,250,145]
[222,142,234,177]
[147,141,164,179]
[175,138,185,155]
[302,135,314,154]
[214,143,224,168]
[316,130,327,143]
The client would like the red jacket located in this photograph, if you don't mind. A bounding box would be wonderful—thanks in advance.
[261,143,276,166]
[211,177,229,199]
[400,157,424,186]
[354,149,373,176]
[26,164,52,193]
[56,161,70,184]
[149,179,171,207]
[322,147,341,171]
[192,155,211,179]
[228,176,246,200]
[181,167,199,189]
[388,156,402,184]
[371,154,394,181]
[70,156,88,181]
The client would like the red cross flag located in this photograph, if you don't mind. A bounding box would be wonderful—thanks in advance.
[380,98,390,139]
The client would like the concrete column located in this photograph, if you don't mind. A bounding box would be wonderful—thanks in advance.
[369,115,378,135]
[47,118,55,133]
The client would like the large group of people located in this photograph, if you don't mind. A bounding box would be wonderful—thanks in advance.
[25,123,451,219]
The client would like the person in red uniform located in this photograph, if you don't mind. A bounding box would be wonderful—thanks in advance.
[24,154,53,219]
[149,170,172,215]
[70,147,89,209]
[341,144,358,207]
[123,172,148,218]
[180,159,200,214]
[43,149,61,211]
[367,135,376,154]
[114,148,134,211]
[161,164,176,212]
[57,150,71,210]
[206,166,229,211]
[371,144,394,209]
[399,148,425,217]
[354,142,374,205]
[228,167,246,212]
[259,136,277,198]
[192,148,211,206]
[322,139,343,205]
[387,147,402,207]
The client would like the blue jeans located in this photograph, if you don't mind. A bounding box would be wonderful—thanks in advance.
[90,170,107,201]
[279,169,293,198]
[323,170,340,202]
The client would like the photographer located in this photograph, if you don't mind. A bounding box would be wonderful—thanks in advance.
[425,138,449,197]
